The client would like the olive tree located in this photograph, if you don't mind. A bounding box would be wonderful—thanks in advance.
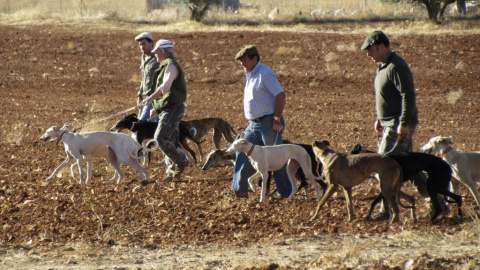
[181,0,221,22]
[378,0,457,24]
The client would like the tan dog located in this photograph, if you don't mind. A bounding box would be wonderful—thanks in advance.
[182,118,237,162]
[311,140,409,224]
[226,139,322,202]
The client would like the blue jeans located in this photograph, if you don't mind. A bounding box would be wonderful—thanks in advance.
[232,115,292,198]
[139,103,158,122]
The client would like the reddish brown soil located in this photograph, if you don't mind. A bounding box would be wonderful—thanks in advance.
[1,23,480,269]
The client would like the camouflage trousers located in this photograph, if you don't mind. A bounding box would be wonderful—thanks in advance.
[154,103,189,175]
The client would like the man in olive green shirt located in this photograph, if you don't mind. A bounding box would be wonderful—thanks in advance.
[362,30,448,220]
[134,32,159,121]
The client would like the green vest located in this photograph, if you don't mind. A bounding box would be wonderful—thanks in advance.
[151,56,187,112]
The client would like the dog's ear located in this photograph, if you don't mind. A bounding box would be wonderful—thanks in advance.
[347,144,362,154]
[60,122,70,130]
[313,140,328,150]
[445,137,453,146]
[439,137,453,146]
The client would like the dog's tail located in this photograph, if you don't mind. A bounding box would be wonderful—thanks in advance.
[125,140,159,160]
[180,125,204,144]
[227,122,237,137]
[190,127,197,137]
[142,139,159,152]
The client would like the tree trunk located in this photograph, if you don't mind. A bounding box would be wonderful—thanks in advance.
[457,0,467,15]
[422,0,456,24]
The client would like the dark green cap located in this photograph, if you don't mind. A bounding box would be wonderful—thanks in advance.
[361,31,390,51]
[235,45,259,60]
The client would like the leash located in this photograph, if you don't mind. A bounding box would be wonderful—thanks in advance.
[352,177,374,192]
[74,105,140,131]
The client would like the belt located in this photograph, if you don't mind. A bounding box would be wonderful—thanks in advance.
[251,114,272,122]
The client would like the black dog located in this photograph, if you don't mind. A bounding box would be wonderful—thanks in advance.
[110,113,202,164]
[348,144,462,222]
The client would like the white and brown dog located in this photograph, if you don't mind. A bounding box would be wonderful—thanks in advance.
[421,136,480,212]
[40,126,158,184]
[226,139,322,202]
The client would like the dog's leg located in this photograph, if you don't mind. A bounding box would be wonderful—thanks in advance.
[122,156,149,182]
[442,190,463,220]
[75,157,84,185]
[259,172,270,203]
[297,157,321,200]
[213,128,222,149]
[399,191,416,222]
[365,194,384,220]
[85,155,94,184]
[285,160,299,198]
[310,184,338,221]
[342,187,355,221]
[70,163,77,179]
[104,148,122,184]
[295,168,309,199]
[196,142,205,164]
[462,176,480,211]
[380,182,400,224]
[427,187,442,223]
[180,138,197,164]
[47,152,74,180]
[248,171,261,194]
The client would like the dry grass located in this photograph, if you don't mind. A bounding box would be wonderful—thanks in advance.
[2,0,479,36]
[447,89,463,105]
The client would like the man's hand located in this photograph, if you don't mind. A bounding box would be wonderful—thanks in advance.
[149,109,157,119]
[137,96,143,115]
[374,118,383,141]
[273,119,283,133]
[397,125,410,138]
[138,97,152,107]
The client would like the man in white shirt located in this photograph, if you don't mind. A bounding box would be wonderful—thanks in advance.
[232,45,292,199]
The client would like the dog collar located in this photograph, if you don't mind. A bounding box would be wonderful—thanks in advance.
[56,130,66,145]
[130,122,136,131]
[440,146,453,158]
[246,144,255,157]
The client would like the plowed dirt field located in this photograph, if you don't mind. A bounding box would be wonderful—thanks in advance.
[1,22,480,269]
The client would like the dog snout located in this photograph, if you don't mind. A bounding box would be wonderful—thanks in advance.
[419,144,432,154]
[39,134,50,142]
[225,146,235,155]
[109,125,121,132]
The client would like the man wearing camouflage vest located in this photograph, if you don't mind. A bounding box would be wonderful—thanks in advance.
[139,39,189,182]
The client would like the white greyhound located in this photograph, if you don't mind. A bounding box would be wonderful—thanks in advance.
[40,126,158,184]
[226,139,322,202]
[421,136,480,211]
[57,124,115,183]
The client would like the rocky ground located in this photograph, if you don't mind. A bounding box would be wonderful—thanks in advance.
[0,21,479,269]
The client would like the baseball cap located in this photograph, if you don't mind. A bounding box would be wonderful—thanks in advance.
[135,32,153,41]
[152,39,174,53]
[361,31,390,51]
[235,45,259,60]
